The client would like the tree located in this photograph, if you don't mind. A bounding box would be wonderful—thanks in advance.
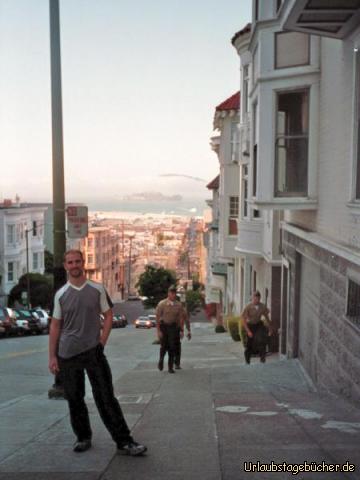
[8,273,53,309]
[44,250,54,274]
[185,289,203,314]
[136,265,177,308]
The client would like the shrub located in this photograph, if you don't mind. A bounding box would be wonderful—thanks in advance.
[225,316,241,342]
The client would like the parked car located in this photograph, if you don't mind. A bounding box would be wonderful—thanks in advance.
[31,308,50,333]
[148,314,156,327]
[0,307,17,336]
[14,309,42,335]
[134,316,152,329]
[113,314,127,328]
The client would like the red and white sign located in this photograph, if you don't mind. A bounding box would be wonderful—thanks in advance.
[67,206,88,238]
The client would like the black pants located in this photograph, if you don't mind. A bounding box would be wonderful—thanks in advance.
[245,323,267,362]
[58,344,132,446]
[159,323,180,369]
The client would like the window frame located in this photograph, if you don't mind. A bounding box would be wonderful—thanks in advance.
[7,225,15,245]
[33,252,38,270]
[228,196,239,236]
[346,277,360,328]
[274,88,310,198]
[7,262,14,282]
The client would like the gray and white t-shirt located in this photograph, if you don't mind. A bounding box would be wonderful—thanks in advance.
[52,280,112,359]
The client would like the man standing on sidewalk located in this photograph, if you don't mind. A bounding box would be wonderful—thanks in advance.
[48,249,147,456]
[156,285,186,373]
[241,290,271,364]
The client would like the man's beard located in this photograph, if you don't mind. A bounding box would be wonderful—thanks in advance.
[69,268,83,277]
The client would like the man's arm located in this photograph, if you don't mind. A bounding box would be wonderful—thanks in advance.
[49,318,62,374]
[156,308,163,340]
[240,306,253,338]
[100,308,113,346]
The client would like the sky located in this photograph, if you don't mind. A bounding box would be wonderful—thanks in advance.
[0,0,251,204]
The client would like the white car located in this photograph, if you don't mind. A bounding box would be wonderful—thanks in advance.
[134,316,152,329]
[31,308,50,332]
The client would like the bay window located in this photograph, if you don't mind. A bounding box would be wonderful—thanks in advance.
[275,89,309,197]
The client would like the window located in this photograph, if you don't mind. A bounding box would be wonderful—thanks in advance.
[347,278,360,326]
[7,225,15,245]
[356,51,360,199]
[7,262,14,282]
[33,253,38,270]
[275,89,309,197]
[275,32,310,69]
[253,103,258,197]
[242,165,249,218]
[243,65,250,116]
[88,238,93,248]
[229,196,239,235]
[87,254,94,265]
[231,122,240,163]
[32,221,37,236]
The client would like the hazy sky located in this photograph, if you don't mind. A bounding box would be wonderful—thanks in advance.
[0,0,251,202]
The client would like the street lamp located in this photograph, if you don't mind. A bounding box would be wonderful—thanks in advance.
[127,235,135,297]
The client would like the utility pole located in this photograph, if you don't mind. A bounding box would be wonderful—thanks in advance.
[50,0,66,293]
[48,0,66,399]
[127,235,134,297]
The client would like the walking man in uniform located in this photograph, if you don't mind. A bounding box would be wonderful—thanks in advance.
[241,290,272,364]
[156,285,186,373]
[49,249,147,455]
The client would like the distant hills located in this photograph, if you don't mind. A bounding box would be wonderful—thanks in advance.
[123,192,182,202]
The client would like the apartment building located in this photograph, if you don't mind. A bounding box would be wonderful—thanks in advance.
[0,199,46,306]
[229,0,360,403]
[81,227,123,301]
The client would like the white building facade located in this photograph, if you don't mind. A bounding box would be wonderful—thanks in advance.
[0,201,46,306]
[236,0,360,403]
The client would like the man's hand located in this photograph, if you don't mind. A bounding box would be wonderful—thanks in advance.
[49,356,60,375]
[246,330,253,338]
[187,332,191,340]
[180,330,184,340]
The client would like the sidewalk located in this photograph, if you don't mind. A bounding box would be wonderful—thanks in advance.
[1,323,360,480]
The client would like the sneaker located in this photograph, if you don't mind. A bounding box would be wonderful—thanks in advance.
[117,441,147,456]
[245,351,251,365]
[73,439,92,452]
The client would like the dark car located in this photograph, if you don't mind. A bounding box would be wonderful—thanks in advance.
[0,307,18,337]
[14,309,42,335]
[113,314,127,328]
[0,307,17,337]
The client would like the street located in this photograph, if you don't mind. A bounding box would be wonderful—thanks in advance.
[1,315,360,480]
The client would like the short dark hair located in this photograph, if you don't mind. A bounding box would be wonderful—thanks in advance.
[63,249,84,262]
[168,285,177,293]
[253,290,261,298]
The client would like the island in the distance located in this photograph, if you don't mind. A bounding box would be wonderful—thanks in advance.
[122,192,182,202]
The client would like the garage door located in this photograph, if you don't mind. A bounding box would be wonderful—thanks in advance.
[298,255,320,381]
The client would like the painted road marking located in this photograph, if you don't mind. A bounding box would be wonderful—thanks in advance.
[0,348,47,360]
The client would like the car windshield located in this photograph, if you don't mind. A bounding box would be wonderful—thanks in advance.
[19,310,32,317]
[139,317,148,321]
